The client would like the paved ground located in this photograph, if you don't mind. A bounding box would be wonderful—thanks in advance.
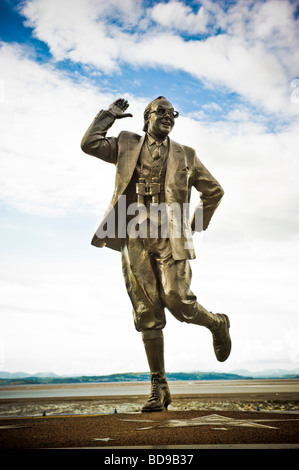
[1,409,299,452]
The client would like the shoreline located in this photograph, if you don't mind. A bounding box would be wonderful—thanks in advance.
[1,377,298,391]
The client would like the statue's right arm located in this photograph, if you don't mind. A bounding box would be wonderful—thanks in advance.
[80,109,118,164]
[81,98,132,164]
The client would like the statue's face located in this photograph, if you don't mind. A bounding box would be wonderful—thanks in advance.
[147,98,176,140]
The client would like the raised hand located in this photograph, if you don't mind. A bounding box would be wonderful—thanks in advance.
[108,98,133,119]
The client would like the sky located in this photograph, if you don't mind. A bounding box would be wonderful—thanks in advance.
[0,0,299,377]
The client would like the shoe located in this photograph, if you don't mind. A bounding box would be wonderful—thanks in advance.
[210,314,231,362]
[142,372,172,412]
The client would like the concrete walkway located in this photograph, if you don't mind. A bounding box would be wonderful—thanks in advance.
[1,410,299,451]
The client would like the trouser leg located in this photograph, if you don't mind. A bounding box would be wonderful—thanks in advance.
[121,237,166,331]
[154,244,231,362]
[156,250,216,328]
[122,235,216,332]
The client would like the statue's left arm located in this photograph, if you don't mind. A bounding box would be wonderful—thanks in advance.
[190,153,224,232]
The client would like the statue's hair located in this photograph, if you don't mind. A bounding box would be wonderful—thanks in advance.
[143,96,167,132]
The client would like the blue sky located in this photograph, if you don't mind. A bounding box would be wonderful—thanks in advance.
[0,0,299,376]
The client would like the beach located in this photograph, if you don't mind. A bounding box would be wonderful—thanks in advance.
[1,379,298,418]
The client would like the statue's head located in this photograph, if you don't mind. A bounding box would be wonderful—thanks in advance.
[143,96,179,140]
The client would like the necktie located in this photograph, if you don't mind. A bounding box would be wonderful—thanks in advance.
[152,142,162,160]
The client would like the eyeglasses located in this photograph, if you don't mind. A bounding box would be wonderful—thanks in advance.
[149,106,179,119]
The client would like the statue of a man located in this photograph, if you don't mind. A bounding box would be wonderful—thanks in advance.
[81,97,231,412]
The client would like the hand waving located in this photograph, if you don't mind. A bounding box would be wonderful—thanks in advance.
[108,98,133,119]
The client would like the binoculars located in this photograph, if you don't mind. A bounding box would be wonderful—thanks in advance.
[136,177,161,206]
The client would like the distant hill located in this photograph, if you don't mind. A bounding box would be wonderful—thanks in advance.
[231,368,299,378]
[0,371,60,379]
[0,369,298,385]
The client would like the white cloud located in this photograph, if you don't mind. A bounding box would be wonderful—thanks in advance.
[206,0,299,80]
[22,0,120,72]
[148,0,209,33]
[1,39,298,234]
[0,41,132,216]
[17,0,299,116]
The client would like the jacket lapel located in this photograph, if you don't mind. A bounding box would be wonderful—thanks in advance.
[127,134,145,180]
[116,133,145,197]
[165,138,187,203]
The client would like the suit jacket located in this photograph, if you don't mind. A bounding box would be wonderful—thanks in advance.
[81,110,224,260]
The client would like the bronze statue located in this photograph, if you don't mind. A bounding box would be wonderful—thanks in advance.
[81,97,231,412]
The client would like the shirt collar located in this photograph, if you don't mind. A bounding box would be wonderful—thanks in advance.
[147,133,168,147]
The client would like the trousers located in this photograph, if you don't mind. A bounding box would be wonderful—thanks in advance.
[121,234,214,332]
